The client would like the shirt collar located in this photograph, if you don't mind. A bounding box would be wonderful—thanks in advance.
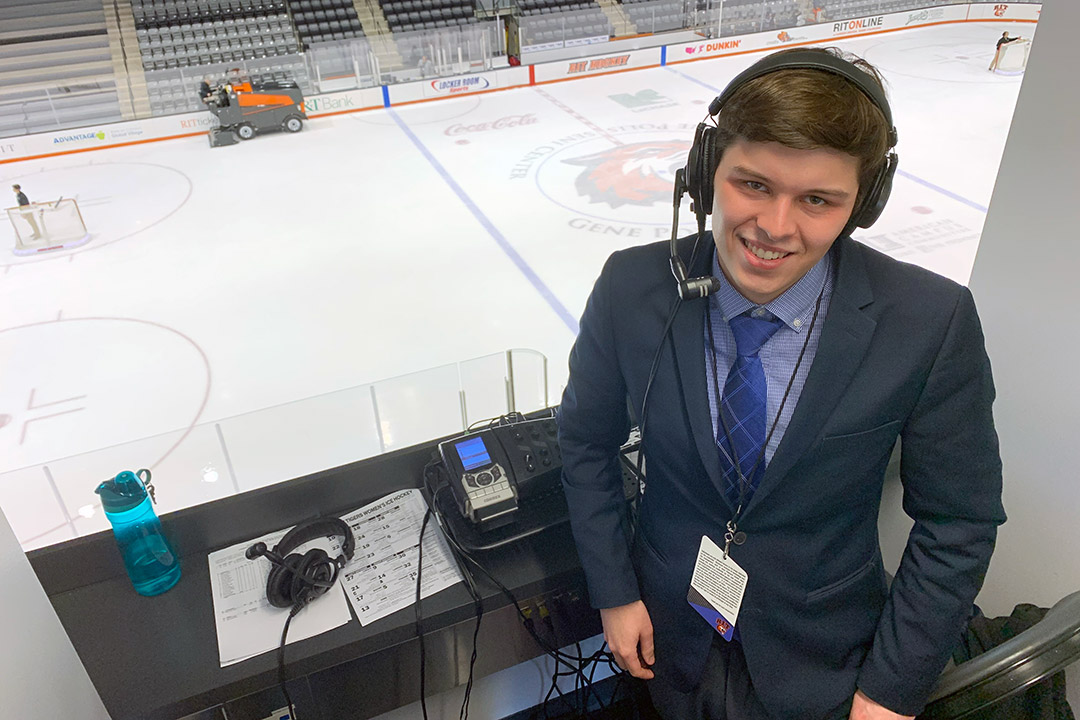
[711,249,832,333]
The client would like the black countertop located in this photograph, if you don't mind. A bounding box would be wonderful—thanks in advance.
[30,438,597,720]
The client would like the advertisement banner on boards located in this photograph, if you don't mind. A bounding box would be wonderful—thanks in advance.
[304,87,384,115]
[967,3,1041,21]
[532,47,661,83]
[667,3,980,63]
[898,5,969,28]
[387,68,526,103]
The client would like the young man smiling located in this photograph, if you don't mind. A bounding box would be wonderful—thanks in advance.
[559,48,1005,720]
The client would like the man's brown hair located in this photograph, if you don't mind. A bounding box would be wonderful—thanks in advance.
[712,47,892,209]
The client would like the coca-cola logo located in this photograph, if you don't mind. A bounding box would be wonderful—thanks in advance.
[994,4,1007,16]
[444,114,537,136]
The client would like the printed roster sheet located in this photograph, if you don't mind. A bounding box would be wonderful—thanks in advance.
[209,489,463,666]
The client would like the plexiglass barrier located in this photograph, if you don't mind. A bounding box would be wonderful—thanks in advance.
[693,0,1043,39]
[143,55,315,117]
[304,21,503,92]
[0,348,549,551]
[519,6,616,52]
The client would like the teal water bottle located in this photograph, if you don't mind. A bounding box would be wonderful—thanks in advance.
[95,469,181,596]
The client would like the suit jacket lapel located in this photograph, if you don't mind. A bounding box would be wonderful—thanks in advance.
[672,294,731,507]
[669,233,734,509]
[745,238,878,516]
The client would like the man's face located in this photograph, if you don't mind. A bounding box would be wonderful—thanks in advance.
[711,138,860,304]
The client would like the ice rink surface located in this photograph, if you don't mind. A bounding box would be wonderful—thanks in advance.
[0,21,1034,545]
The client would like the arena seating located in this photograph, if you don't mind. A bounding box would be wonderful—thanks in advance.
[0,0,123,137]
[379,0,479,34]
[287,0,365,46]
[619,0,685,34]
[518,1,613,48]
[132,0,300,70]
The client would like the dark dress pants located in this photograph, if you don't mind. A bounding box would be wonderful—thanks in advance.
[647,636,853,720]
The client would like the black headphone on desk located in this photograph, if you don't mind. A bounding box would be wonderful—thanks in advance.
[246,517,355,609]
[671,49,900,300]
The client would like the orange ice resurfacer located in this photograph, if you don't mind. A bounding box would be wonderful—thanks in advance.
[206,77,306,147]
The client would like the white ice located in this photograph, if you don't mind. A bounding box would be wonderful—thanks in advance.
[0,22,1033,547]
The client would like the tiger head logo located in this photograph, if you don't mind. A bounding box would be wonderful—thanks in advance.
[562,140,691,209]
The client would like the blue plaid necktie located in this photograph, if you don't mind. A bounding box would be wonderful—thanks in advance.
[717,310,784,508]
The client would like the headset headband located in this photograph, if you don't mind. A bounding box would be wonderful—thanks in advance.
[275,516,355,561]
[709,50,898,148]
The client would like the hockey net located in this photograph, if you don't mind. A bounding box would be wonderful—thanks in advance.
[996,38,1031,75]
[6,198,90,255]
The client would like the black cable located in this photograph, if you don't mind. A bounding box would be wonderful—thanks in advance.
[636,224,710,486]
[437,519,607,709]
[278,602,304,719]
[424,456,613,716]
[415,508,432,720]
[419,460,485,720]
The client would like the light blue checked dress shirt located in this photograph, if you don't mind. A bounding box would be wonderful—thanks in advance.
[705,249,835,470]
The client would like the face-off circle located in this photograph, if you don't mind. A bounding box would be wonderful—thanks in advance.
[0,317,211,474]
[1,162,191,267]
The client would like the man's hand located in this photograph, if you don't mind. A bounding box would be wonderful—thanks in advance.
[600,600,655,679]
[849,689,914,720]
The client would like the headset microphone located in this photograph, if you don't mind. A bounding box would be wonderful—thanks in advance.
[245,541,280,563]
[669,168,722,301]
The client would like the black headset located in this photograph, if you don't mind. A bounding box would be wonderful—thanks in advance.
[246,517,355,609]
[671,49,900,300]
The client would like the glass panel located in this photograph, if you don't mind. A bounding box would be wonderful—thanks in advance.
[43,424,235,540]
[218,386,381,493]
[509,349,550,414]
[0,466,73,549]
[1,349,547,549]
[520,6,614,52]
[306,37,377,93]
[459,353,509,427]
[372,363,464,451]
[389,22,500,84]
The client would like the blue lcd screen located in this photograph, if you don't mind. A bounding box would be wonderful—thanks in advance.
[455,436,492,471]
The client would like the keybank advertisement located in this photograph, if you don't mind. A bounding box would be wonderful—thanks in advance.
[303,87,383,115]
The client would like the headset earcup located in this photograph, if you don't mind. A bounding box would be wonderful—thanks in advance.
[290,549,334,605]
[266,553,302,609]
[685,123,717,216]
[855,152,898,229]
[699,126,716,216]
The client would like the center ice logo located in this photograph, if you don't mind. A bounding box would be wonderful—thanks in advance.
[563,140,690,209]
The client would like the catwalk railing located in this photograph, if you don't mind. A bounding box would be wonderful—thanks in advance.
[0,348,550,551]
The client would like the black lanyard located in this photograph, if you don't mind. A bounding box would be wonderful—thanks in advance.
[706,285,825,555]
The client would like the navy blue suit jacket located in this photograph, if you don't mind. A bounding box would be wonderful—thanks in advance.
[558,235,1006,718]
